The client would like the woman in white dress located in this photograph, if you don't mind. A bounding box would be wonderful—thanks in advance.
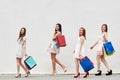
[48,23,67,76]
[15,27,30,78]
[90,24,112,76]
[73,27,89,78]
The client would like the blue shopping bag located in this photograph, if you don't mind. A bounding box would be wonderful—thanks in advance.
[103,42,115,55]
[24,56,37,70]
[80,56,94,72]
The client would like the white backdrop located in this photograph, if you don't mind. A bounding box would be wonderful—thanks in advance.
[0,0,120,74]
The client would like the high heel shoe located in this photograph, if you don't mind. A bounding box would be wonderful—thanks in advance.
[95,70,102,76]
[106,70,112,75]
[15,74,21,78]
[83,72,89,78]
[25,71,30,77]
[74,72,80,78]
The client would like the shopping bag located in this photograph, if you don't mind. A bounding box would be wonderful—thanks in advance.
[103,47,114,56]
[57,35,66,47]
[103,42,115,56]
[80,56,94,72]
[24,56,37,70]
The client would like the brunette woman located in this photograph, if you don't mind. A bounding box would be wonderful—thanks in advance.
[90,24,112,76]
[15,27,30,78]
[48,23,67,76]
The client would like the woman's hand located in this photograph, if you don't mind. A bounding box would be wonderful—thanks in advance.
[24,53,28,57]
[90,41,98,49]
[90,46,94,49]
[52,37,56,41]
[78,51,82,58]
[78,53,82,58]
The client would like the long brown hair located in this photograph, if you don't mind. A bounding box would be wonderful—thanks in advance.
[79,27,86,39]
[101,24,108,32]
[18,27,26,41]
[54,23,62,35]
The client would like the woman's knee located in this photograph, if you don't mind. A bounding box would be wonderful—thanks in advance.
[16,58,21,64]
[51,55,56,62]
[101,55,105,62]
[96,55,101,60]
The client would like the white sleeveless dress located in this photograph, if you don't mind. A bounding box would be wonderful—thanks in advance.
[95,33,107,55]
[74,37,85,59]
[16,37,26,58]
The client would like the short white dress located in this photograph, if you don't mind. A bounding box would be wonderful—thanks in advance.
[16,37,26,58]
[74,37,85,59]
[95,33,107,55]
[47,39,60,54]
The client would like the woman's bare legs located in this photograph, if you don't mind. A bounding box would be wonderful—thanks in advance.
[95,54,102,76]
[101,47,110,71]
[96,55,101,71]
[100,47,112,75]
[74,58,80,76]
[51,53,57,75]
[16,58,21,75]
[16,58,29,76]
[55,58,67,72]
[95,47,111,76]
[50,53,67,75]
[101,56,110,71]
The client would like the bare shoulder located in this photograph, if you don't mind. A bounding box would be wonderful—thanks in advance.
[80,36,85,40]
[104,32,108,36]
[56,31,62,36]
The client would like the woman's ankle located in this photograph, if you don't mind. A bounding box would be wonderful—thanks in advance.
[52,70,56,73]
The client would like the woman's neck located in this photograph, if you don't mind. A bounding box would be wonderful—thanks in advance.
[102,32,107,34]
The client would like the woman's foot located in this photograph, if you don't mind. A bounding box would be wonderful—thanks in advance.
[83,72,89,78]
[25,71,30,77]
[95,70,102,76]
[63,66,67,72]
[15,74,21,78]
[106,70,112,75]
[50,71,56,76]
[74,72,80,78]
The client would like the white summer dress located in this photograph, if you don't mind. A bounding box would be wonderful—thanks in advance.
[95,33,107,55]
[16,37,26,58]
[74,37,85,59]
